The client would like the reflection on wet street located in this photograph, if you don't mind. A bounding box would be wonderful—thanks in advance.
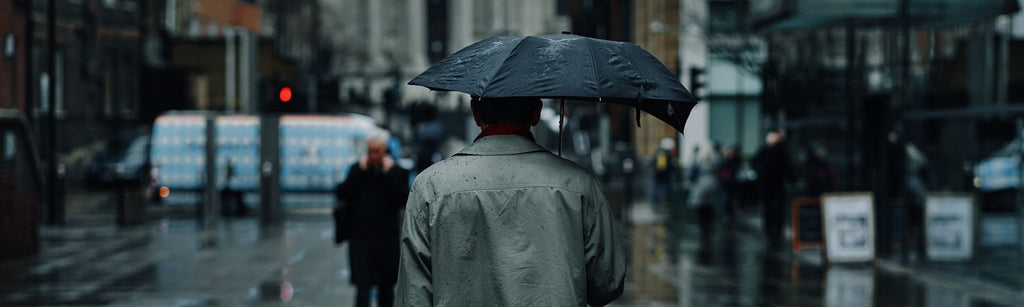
[0,203,1021,306]
[613,203,1020,307]
[0,210,355,306]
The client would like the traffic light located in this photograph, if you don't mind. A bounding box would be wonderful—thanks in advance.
[689,67,706,102]
[261,79,306,113]
[278,86,293,103]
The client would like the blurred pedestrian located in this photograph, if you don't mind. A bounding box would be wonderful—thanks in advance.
[397,97,625,306]
[753,131,793,250]
[652,137,678,212]
[334,129,410,307]
[716,144,742,221]
[411,102,447,174]
[688,143,721,245]
[220,160,245,216]
[803,144,838,197]
[904,140,932,260]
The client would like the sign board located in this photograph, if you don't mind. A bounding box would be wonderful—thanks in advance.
[924,193,975,261]
[791,197,823,252]
[822,192,875,263]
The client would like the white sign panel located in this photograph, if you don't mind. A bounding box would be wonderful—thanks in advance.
[822,193,875,263]
[925,194,975,261]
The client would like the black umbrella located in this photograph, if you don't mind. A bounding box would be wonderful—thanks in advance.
[408,33,698,134]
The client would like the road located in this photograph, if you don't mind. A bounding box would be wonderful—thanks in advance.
[0,190,1020,306]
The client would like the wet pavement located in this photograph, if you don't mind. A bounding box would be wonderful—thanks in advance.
[2,190,1024,306]
[611,202,1024,307]
[1,210,355,306]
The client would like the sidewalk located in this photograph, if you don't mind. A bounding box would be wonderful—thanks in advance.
[0,185,358,306]
[731,205,1024,306]
[876,247,1024,306]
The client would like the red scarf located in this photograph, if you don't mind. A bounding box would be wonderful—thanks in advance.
[475,123,535,142]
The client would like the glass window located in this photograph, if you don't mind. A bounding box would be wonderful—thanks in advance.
[3,131,15,160]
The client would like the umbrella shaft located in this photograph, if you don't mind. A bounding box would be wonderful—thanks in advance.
[558,100,565,156]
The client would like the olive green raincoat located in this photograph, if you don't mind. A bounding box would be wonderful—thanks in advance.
[397,135,626,306]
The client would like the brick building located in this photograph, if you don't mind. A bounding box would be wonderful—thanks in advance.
[1,0,28,112]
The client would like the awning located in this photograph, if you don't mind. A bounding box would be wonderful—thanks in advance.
[751,0,1021,30]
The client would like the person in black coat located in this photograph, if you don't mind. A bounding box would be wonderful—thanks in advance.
[753,131,793,250]
[804,144,838,197]
[335,130,410,307]
[716,144,742,221]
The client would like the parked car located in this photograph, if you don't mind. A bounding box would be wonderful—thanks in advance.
[87,134,150,187]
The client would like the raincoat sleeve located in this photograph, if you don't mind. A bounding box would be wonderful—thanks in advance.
[584,180,626,306]
[397,184,433,306]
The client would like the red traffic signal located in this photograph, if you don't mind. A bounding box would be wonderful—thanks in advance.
[279,86,293,103]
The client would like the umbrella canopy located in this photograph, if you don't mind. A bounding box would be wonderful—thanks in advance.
[409,33,698,133]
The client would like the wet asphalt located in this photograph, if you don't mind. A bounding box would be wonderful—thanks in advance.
[614,203,1023,307]
[1,190,1023,306]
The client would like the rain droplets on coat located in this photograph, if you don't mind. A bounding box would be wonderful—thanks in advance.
[396,135,626,306]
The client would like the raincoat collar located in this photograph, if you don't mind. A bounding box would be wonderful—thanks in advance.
[456,134,548,156]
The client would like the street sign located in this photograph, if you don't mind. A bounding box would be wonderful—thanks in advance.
[791,197,823,253]
[822,192,876,263]
[924,193,975,261]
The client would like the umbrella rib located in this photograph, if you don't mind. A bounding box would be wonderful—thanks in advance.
[480,38,528,98]
[584,38,602,100]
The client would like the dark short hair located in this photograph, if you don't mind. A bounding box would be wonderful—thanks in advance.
[471,97,542,126]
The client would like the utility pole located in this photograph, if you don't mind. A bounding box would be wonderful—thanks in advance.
[46,0,61,225]
[24,0,33,124]
[309,0,320,114]
[845,20,856,191]
[226,27,236,113]
[202,115,219,228]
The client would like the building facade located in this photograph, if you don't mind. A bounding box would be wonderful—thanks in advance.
[0,0,29,112]
[753,0,1022,191]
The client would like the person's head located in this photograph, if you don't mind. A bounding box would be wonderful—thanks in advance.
[470,96,543,128]
[365,129,391,168]
[766,132,781,147]
[695,141,718,164]
[889,123,904,144]
[724,144,739,158]
[659,137,676,151]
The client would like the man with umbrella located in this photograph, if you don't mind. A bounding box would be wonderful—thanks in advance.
[397,33,698,306]
[397,96,625,306]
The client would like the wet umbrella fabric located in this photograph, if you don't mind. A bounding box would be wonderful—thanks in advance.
[408,33,697,133]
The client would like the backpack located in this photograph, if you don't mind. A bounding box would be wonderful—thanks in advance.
[656,151,668,172]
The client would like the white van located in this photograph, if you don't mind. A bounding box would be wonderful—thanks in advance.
[149,112,381,208]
